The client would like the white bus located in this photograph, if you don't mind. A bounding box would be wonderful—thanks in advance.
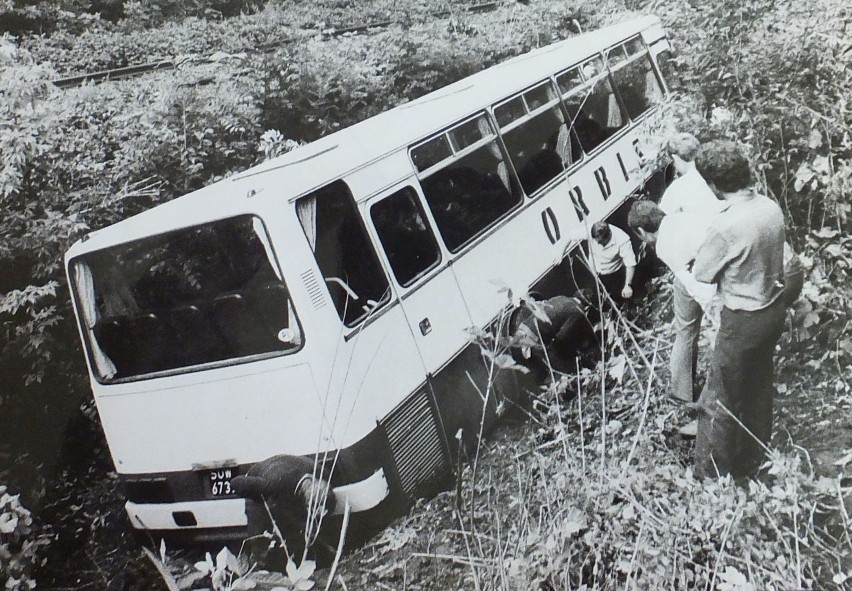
[65,15,673,545]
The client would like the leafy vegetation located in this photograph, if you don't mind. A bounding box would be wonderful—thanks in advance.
[0,486,51,591]
[0,0,850,588]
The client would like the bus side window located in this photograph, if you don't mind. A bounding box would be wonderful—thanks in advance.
[296,181,390,326]
[371,188,441,287]
[558,58,628,153]
[651,45,679,93]
[414,114,522,253]
[495,81,580,196]
[608,41,664,120]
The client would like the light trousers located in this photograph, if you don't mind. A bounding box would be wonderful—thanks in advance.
[670,278,703,403]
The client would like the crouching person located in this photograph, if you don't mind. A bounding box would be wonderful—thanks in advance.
[232,455,337,568]
[510,291,597,380]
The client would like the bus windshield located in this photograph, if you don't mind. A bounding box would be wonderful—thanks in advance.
[70,215,303,381]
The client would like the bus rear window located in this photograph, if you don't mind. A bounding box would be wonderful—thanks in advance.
[71,215,302,381]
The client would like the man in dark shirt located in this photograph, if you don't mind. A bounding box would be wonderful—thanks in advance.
[690,140,787,479]
[511,291,597,379]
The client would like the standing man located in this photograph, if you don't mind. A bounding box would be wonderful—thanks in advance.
[659,132,724,216]
[588,221,637,302]
[690,140,787,479]
[627,201,717,406]
[655,133,725,405]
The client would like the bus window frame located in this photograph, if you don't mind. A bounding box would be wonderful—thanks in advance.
[491,79,583,198]
[367,185,444,289]
[409,112,524,255]
[412,113,501,178]
[648,39,674,94]
[555,53,635,156]
[70,214,307,385]
[295,180,393,330]
[557,70,618,154]
[606,43,664,124]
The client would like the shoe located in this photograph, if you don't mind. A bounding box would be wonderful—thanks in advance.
[678,420,698,438]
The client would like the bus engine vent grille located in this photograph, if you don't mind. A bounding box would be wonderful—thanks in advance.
[382,389,447,498]
[300,269,327,310]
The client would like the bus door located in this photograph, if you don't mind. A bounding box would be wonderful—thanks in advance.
[410,111,572,416]
[365,181,487,453]
[366,182,472,374]
[293,180,436,468]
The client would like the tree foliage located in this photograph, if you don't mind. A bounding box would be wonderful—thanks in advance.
[0,485,50,591]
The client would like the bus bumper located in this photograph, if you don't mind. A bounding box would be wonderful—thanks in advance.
[125,468,389,530]
[330,468,389,514]
[126,498,248,530]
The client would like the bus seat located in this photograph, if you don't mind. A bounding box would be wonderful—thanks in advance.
[166,304,228,366]
[250,282,291,332]
[212,293,270,358]
[94,313,167,377]
[93,317,128,375]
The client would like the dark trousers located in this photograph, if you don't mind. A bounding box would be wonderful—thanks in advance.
[598,266,626,303]
[694,298,786,479]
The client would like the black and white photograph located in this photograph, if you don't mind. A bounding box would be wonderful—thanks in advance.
[0,0,850,589]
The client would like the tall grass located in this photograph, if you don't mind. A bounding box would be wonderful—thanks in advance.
[334,277,851,590]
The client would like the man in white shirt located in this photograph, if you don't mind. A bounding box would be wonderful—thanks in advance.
[628,201,716,405]
[656,134,725,404]
[659,133,724,216]
[588,221,637,302]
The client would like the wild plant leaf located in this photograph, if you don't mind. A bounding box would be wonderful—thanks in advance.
[526,299,551,325]
[718,566,755,591]
[195,552,214,574]
[607,355,627,384]
[216,546,240,574]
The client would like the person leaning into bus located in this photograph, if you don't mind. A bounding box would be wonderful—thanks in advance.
[510,290,597,380]
[689,140,787,480]
[588,221,637,302]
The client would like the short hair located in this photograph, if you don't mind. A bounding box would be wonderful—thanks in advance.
[667,132,701,162]
[590,221,611,242]
[628,200,666,233]
[695,140,752,193]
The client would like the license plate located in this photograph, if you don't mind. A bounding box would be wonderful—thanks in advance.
[208,467,237,497]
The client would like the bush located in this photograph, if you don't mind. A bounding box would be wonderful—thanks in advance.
[655,0,851,239]
[0,486,51,591]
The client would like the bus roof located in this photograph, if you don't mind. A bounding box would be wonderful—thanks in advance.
[67,15,663,257]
